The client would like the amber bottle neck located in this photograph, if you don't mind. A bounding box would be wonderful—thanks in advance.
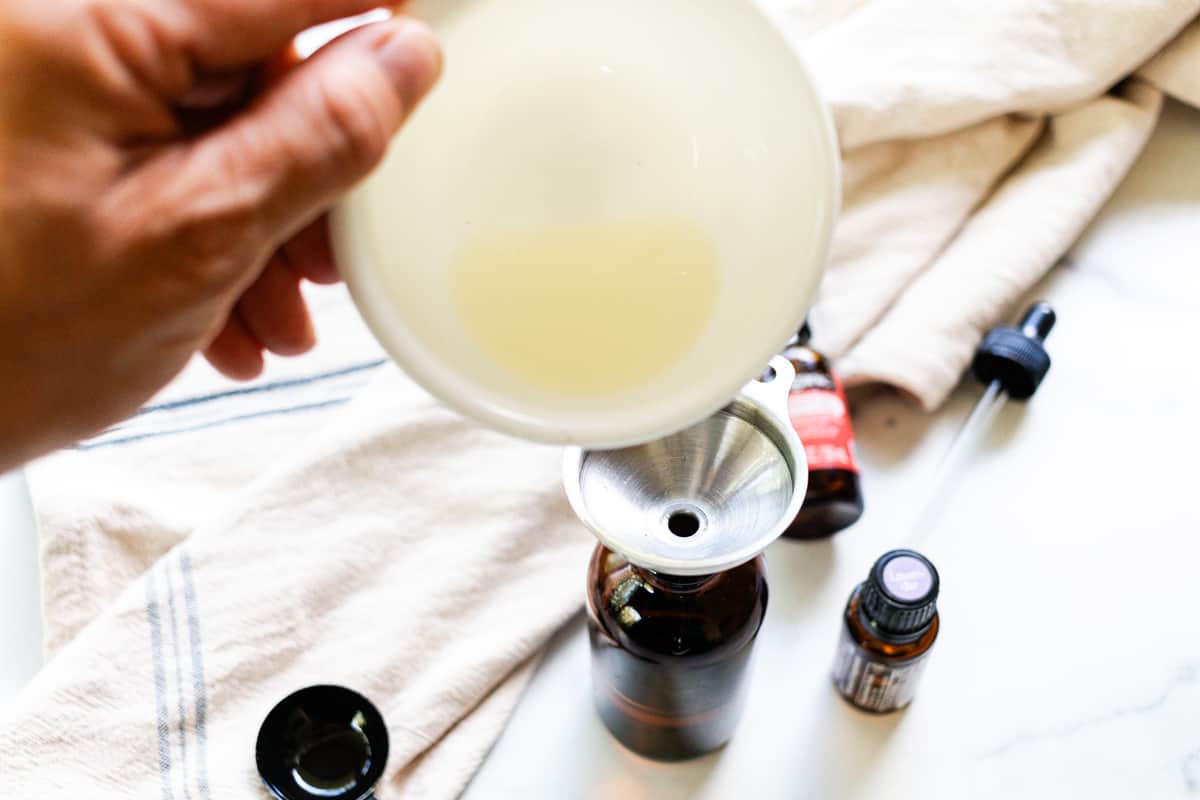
[633,566,719,594]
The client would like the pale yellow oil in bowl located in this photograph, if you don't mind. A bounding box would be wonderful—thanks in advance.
[450,219,720,397]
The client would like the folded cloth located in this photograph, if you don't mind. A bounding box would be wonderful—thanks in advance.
[6,362,593,798]
[786,0,1200,407]
[6,4,1200,798]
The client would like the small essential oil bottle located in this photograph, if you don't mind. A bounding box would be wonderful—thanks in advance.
[782,323,864,538]
[585,544,768,761]
[832,549,940,713]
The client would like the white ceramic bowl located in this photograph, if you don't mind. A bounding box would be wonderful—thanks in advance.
[332,0,839,447]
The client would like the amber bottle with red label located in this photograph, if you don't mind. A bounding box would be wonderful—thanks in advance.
[782,323,864,539]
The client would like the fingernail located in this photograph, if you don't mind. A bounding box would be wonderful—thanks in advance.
[371,18,443,108]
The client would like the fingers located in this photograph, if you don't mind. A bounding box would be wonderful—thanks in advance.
[203,312,265,380]
[176,72,254,110]
[117,14,437,384]
[174,71,257,134]
[185,17,440,264]
[204,254,319,380]
[238,255,317,355]
[281,216,340,285]
[160,0,384,70]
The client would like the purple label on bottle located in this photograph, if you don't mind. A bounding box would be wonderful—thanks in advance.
[882,556,933,602]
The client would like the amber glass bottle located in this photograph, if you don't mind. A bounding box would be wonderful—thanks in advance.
[585,545,768,761]
[782,324,864,539]
[832,549,940,713]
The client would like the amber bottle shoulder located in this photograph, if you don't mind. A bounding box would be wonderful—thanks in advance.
[843,588,938,662]
[586,546,767,665]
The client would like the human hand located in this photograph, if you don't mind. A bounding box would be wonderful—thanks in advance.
[0,0,441,469]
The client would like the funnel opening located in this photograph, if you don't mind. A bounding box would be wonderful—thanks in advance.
[667,510,703,538]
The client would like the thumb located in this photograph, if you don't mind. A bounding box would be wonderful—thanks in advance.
[187,17,442,256]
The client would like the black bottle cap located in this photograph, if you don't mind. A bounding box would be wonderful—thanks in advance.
[796,321,813,346]
[860,549,939,638]
[784,321,814,350]
[971,302,1057,399]
[257,685,389,800]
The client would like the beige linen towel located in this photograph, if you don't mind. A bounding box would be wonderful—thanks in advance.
[6,365,594,798]
[6,4,1200,798]
[788,0,1198,405]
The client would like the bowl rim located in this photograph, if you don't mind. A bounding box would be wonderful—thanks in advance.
[331,0,842,448]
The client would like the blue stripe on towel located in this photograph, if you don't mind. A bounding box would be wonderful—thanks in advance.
[139,359,386,415]
[76,398,351,451]
[146,570,175,800]
[179,552,211,800]
[164,567,193,800]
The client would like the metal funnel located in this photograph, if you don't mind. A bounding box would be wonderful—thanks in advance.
[563,356,807,576]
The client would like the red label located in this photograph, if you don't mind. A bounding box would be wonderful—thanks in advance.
[787,377,859,473]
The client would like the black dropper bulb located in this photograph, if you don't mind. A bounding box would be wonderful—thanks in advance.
[971,302,1057,400]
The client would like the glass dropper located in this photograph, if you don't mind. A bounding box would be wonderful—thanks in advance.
[905,303,1057,548]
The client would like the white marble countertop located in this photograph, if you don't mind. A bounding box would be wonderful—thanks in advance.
[461,99,1200,799]
[3,100,1199,798]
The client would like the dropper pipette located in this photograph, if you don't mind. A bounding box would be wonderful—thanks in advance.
[905,303,1057,547]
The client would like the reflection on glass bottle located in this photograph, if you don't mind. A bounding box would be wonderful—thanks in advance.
[585,545,767,761]
[832,549,940,713]
[782,323,864,539]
